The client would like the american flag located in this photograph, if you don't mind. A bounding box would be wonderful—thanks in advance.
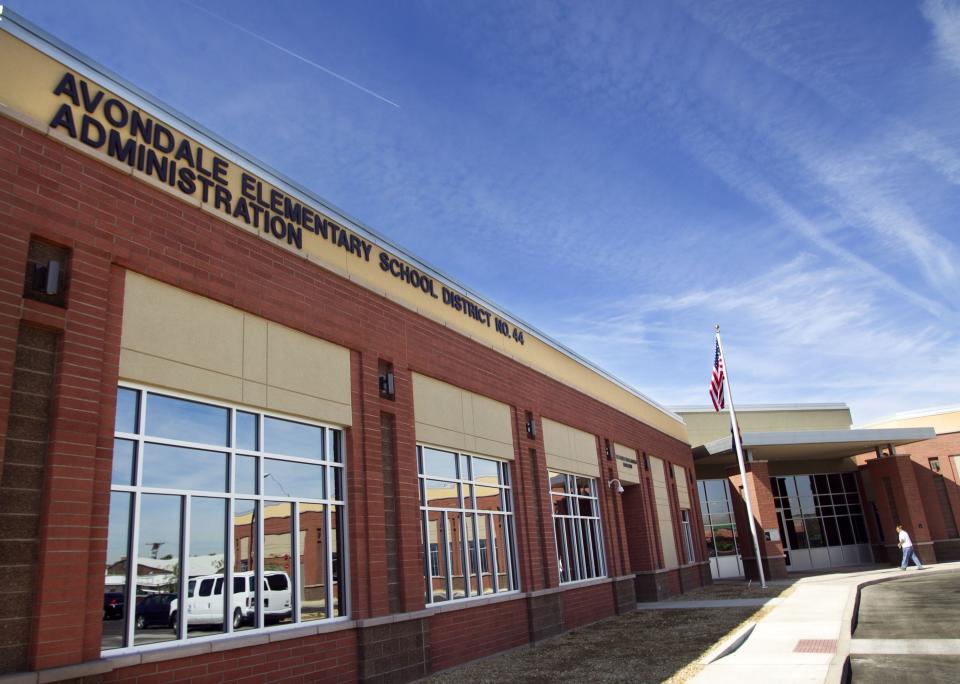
[710,341,725,411]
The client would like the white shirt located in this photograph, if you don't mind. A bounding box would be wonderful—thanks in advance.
[899,529,913,547]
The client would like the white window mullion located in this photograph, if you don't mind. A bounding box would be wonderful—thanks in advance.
[443,513,454,601]
[181,494,192,636]
[125,489,141,647]
[489,513,499,593]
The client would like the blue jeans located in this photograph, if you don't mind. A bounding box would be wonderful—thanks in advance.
[900,545,923,569]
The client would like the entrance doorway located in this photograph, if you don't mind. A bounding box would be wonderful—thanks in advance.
[772,473,872,571]
[698,479,743,579]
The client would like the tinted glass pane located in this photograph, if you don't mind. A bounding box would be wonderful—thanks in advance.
[492,514,512,592]
[424,479,459,506]
[112,439,136,486]
[548,472,568,496]
[836,516,855,545]
[841,472,857,492]
[232,499,257,632]
[475,485,502,512]
[464,513,479,596]
[828,474,843,494]
[299,503,327,621]
[263,459,324,499]
[476,517,493,594]
[422,447,457,479]
[236,411,258,451]
[806,517,826,547]
[331,506,345,617]
[235,455,257,494]
[115,387,139,433]
[264,417,322,460]
[187,497,226,638]
[555,517,570,582]
[714,524,737,554]
[263,501,293,627]
[136,494,180,646]
[472,457,499,484]
[426,510,449,602]
[822,516,841,546]
[331,430,343,464]
[142,443,227,492]
[330,466,344,502]
[146,393,228,446]
[575,477,593,497]
[447,511,467,598]
[102,492,131,650]
[705,479,727,502]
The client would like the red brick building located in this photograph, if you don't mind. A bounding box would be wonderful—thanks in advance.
[0,12,708,683]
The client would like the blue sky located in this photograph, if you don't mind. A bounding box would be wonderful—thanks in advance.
[16,0,960,424]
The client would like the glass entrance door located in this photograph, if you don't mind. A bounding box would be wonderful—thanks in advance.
[698,479,743,579]
[772,473,872,571]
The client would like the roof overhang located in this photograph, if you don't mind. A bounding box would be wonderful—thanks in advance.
[693,427,936,465]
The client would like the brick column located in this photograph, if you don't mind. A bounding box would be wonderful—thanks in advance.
[726,460,787,580]
[863,454,934,565]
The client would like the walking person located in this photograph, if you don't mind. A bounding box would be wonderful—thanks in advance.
[896,524,924,570]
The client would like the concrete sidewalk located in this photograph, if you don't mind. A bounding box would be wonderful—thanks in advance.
[688,561,960,684]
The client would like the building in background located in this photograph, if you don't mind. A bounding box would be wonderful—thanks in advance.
[0,12,707,683]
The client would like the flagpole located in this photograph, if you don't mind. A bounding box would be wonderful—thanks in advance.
[715,325,767,588]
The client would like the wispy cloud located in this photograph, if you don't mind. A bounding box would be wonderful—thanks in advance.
[923,0,960,72]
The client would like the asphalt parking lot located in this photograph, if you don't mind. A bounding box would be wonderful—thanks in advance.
[849,568,960,683]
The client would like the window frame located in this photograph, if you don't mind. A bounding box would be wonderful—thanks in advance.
[680,509,696,564]
[104,383,350,654]
[548,471,607,584]
[417,444,520,605]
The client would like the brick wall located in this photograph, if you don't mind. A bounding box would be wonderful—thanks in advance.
[560,582,614,631]
[429,600,528,671]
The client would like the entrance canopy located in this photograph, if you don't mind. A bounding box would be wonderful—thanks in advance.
[693,427,936,465]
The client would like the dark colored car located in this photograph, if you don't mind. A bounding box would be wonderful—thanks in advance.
[103,592,124,620]
[135,592,176,629]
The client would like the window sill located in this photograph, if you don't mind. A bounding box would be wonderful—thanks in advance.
[101,617,356,667]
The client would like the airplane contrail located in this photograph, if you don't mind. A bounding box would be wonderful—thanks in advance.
[183,1,400,108]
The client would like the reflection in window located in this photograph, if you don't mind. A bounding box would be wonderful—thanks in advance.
[103,386,346,652]
[417,446,518,604]
[549,472,606,583]
[697,479,741,562]
[145,393,228,446]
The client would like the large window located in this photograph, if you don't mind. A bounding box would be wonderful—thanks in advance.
[103,386,346,652]
[418,446,519,603]
[549,472,607,583]
[772,473,871,570]
[697,479,742,579]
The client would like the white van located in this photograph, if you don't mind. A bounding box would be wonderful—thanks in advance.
[170,571,291,631]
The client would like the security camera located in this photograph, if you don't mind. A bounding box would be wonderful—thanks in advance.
[608,479,625,494]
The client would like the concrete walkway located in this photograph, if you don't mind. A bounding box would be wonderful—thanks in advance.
[636,598,777,610]
[688,561,960,684]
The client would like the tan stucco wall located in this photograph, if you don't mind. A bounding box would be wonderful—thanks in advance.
[120,272,352,425]
[866,410,960,436]
[650,456,678,568]
[613,443,641,485]
[680,407,853,447]
[412,373,515,461]
[543,418,599,478]
[673,464,690,509]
